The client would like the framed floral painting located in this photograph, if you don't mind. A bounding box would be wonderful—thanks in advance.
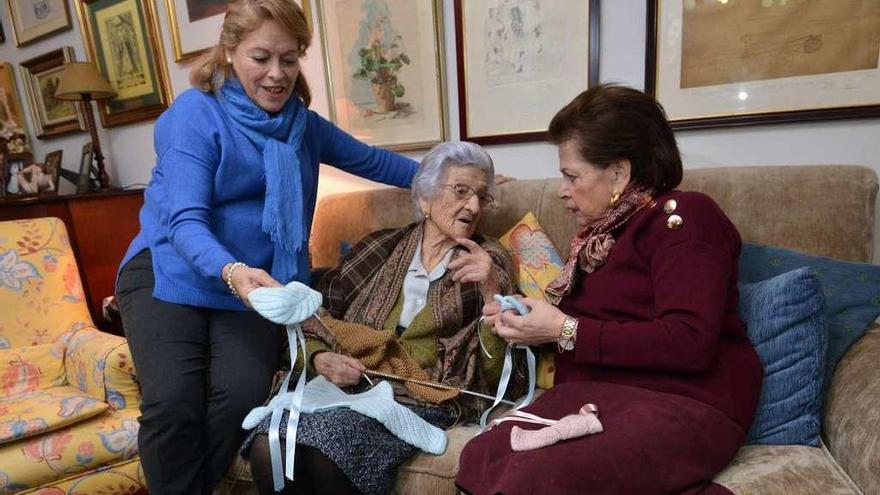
[317,0,447,150]
[454,0,600,144]
[6,0,72,46]
[20,47,87,139]
[74,0,173,127]
[0,62,31,156]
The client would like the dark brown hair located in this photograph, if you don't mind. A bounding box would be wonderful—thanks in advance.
[189,0,312,106]
[548,83,682,193]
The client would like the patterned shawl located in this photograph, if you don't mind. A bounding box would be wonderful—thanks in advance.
[546,186,655,305]
[313,222,522,422]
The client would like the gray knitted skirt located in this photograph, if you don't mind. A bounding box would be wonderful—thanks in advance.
[240,380,453,495]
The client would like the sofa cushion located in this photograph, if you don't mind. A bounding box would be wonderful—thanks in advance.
[0,386,108,445]
[739,243,880,388]
[498,212,565,389]
[739,268,826,446]
[713,444,861,495]
[0,343,66,399]
[394,424,478,495]
[0,407,139,491]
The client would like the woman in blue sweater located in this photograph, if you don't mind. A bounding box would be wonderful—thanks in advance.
[115,0,417,493]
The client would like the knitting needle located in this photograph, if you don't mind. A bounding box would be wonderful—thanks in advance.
[364,369,515,405]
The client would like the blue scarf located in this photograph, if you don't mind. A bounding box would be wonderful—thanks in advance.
[219,80,307,284]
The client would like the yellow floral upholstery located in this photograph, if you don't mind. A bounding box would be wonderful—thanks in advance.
[1,344,65,399]
[0,218,144,494]
[498,212,565,389]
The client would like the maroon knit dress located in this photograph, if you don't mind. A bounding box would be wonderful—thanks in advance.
[456,191,763,495]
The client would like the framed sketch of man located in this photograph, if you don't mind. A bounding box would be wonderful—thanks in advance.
[6,0,73,46]
[74,0,172,127]
[20,47,87,138]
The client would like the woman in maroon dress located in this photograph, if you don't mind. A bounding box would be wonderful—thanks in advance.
[456,84,763,495]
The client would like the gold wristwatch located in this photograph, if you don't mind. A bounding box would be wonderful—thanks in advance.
[558,316,578,352]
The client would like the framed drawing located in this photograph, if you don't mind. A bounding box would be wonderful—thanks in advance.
[317,0,447,151]
[165,0,312,62]
[454,0,600,145]
[0,62,31,155]
[20,47,87,139]
[73,0,173,128]
[5,0,72,46]
[646,0,880,129]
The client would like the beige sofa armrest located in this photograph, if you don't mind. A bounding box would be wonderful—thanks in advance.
[822,323,880,495]
[64,327,141,410]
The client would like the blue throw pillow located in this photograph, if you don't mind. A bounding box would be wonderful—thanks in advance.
[740,267,826,446]
[740,243,880,388]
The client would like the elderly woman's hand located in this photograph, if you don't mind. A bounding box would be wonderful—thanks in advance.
[495,296,567,346]
[450,238,499,300]
[313,352,365,387]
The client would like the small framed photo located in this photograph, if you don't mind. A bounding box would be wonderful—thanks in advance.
[20,47,87,139]
[3,151,35,197]
[73,0,173,127]
[43,149,62,195]
[317,0,448,150]
[77,141,94,193]
[5,0,73,46]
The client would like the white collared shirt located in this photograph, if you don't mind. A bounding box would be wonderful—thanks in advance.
[399,240,454,329]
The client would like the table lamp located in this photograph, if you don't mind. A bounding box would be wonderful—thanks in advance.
[54,62,116,191]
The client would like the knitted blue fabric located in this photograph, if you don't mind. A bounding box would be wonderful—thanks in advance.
[119,87,417,311]
[218,81,306,284]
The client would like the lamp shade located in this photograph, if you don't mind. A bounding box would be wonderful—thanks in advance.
[54,62,117,101]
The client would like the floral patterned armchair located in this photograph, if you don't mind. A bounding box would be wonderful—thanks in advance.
[0,218,145,494]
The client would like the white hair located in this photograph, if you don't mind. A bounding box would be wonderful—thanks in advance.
[411,141,496,220]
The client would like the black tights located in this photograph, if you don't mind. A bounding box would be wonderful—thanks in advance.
[249,434,362,495]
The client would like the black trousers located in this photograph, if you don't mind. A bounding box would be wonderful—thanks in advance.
[117,250,282,495]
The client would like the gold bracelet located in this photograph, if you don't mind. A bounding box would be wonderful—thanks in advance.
[224,261,247,299]
[557,316,578,353]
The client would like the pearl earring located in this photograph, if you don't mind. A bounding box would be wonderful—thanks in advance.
[226,56,233,64]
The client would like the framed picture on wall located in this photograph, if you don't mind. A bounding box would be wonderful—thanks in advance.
[164,0,312,62]
[317,0,447,151]
[453,0,600,145]
[73,0,173,127]
[646,0,880,129]
[20,47,87,139]
[5,0,72,46]
[0,62,31,155]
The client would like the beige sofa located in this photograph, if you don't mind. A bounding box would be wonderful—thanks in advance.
[222,165,880,495]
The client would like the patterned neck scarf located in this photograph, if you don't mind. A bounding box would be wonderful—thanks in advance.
[546,185,655,305]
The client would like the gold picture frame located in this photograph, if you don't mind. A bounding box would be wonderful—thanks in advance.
[6,0,73,46]
[73,0,173,128]
[20,47,87,139]
[317,0,447,151]
[0,62,31,155]
[164,0,312,62]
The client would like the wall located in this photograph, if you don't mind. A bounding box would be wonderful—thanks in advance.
[2,0,879,249]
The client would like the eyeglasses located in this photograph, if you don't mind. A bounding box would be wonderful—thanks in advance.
[443,183,496,208]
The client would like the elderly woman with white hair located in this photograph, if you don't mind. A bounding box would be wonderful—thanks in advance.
[244,141,518,495]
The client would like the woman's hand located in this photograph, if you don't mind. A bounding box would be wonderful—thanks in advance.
[494,296,567,346]
[449,237,499,299]
[312,352,365,387]
[224,264,282,308]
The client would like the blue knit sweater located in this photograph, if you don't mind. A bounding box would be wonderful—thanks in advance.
[121,88,417,310]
